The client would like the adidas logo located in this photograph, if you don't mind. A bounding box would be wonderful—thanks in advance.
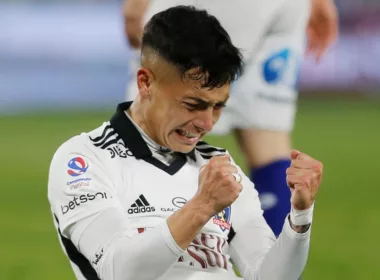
[128,195,155,214]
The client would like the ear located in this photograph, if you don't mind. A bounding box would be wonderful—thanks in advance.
[137,68,153,100]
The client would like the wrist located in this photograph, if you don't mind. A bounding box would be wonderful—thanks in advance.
[289,203,314,233]
[166,198,212,250]
[288,216,311,233]
[290,203,314,226]
[186,196,215,225]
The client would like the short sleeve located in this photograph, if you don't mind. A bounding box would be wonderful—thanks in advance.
[48,136,122,236]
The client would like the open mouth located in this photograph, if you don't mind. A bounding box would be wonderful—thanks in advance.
[175,129,200,144]
[176,129,198,139]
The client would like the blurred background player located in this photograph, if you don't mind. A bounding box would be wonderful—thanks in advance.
[123,0,338,238]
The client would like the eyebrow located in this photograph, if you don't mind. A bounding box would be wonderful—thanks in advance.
[184,96,229,107]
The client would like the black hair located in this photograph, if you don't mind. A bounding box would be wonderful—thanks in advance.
[142,5,243,89]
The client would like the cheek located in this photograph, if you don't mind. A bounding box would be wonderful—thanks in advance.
[148,100,169,120]
[166,108,193,130]
[213,110,223,122]
[167,109,184,124]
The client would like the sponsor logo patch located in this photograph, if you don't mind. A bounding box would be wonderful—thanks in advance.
[61,192,109,215]
[161,197,188,212]
[172,197,187,208]
[262,48,299,88]
[128,195,155,214]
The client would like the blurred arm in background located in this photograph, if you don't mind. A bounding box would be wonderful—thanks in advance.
[123,0,150,49]
[307,0,339,61]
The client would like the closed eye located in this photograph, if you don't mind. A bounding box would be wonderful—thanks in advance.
[183,102,209,111]
[214,103,227,110]
[182,99,227,111]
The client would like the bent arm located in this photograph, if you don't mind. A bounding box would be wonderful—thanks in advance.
[69,199,212,280]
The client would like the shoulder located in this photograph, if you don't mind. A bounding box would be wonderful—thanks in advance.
[51,122,108,160]
[48,122,120,203]
[49,122,119,178]
[52,121,131,163]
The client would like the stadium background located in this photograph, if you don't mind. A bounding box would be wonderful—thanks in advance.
[0,0,379,279]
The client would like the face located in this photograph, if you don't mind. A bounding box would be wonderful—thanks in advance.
[136,60,230,153]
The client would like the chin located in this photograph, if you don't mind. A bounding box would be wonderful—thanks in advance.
[170,142,197,154]
[179,145,196,154]
[167,133,200,153]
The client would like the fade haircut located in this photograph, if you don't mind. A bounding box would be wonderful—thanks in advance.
[142,5,243,89]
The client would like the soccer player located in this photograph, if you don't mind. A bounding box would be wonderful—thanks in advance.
[48,6,324,280]
[123,0,337,237]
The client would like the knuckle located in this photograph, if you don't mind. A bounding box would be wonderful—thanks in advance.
[216,169,225,177]
[313,163,323,173]
[222,177,233,187]
[220,177,231,186]
[208,158,216,166]
[303,176,312,186]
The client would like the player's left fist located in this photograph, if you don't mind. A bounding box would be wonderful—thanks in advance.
[286,150,323,210]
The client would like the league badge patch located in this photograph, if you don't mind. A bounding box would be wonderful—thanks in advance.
[67,157,88,177]
[213,206,231,232]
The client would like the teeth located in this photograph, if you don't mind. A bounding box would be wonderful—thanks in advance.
[181,130,198,138]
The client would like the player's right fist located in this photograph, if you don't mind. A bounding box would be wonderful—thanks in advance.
[195,154,243,216]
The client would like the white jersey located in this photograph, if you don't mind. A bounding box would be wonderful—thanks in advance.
[48,102,311,280]
[127,0,310,132]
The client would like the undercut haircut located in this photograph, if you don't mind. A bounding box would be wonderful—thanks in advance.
[142,5,244,89]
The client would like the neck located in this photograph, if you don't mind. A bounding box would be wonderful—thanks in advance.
[128,100,161,146]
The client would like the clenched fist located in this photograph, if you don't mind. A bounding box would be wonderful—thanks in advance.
[195,155,243,216]
[286,150,323,210]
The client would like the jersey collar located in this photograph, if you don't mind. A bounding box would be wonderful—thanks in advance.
[110,102,196,174]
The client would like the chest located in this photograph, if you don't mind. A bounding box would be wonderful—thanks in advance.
[117,158,233,238]
[113,156,235,273]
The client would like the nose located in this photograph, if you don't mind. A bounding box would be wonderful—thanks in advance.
[192,108,214,132]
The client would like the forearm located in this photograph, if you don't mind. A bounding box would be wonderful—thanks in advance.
[256,216,310,280]
[105,202,211,279]
[101,222,183,280]
[69,208,182,280]
[167,198,212,249]
[230,215,311,280]
[70,201,212,280]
